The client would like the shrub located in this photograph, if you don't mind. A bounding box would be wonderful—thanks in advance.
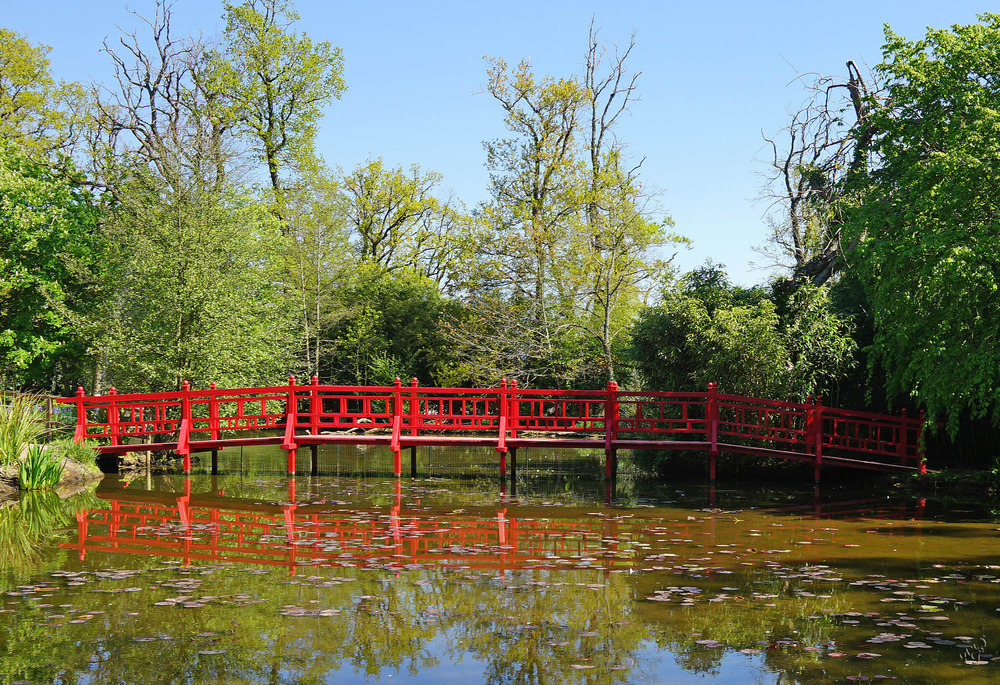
[50,437,99,466]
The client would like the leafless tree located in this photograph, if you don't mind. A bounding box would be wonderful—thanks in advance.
[584,19,641,234]
[759,61,882,285]
[90,0,238,192]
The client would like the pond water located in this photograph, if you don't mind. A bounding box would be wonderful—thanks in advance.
[2,445,999,684]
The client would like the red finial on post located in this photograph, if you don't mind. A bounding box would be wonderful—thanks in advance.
[288,374,296,385]
[76,386,85,398]
[182,380,190,392]
[311,375,318,386]
[411,377,418,387]
[500,378,507,388]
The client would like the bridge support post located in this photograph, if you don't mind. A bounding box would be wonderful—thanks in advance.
[707,382,719,484]
[604,381,619,482]
[284,375,299,476]
[410,446,417,477]
[510,447,517,483]
[391,378,402,478]
[211,449,218,475]
[310,445,318,476]
[810,396,824,485]
[499,449,506,480]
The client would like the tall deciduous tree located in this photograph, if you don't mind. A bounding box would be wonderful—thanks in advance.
[211,0,345,215]
[282,169,350,377]
[484,56,586,316]
[80,2,296,392]
[759,63,880,284]
[843,15,1000,432]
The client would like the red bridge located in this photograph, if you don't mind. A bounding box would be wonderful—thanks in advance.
[59,377,926,482]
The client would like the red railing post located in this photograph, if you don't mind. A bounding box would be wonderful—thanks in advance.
[707,382,719,482]
[180,380,192,472]
[604,381,619,480]
[74,386,86,443]
[498,379,508,477]
[209,381,220,442]
[896,409,908,465]
[107,387,120,448]
[409,377,419,437]
[391,377,402,477]
[497,378,508,451]
[509,380,519,440]
[310,375,320,437]
[284,375,298,475]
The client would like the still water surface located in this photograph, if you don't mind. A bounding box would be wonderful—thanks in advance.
[1,446,999,683]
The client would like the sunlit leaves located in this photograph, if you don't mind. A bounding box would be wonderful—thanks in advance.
[844,14,1000,432]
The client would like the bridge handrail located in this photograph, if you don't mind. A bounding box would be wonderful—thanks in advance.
[58,378,925,472]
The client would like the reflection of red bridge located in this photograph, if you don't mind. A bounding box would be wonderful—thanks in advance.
[60,481,615,575]
[59,377,926,482]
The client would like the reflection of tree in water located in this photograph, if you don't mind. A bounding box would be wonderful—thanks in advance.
[0,490,104,583]
[451,573,641,684]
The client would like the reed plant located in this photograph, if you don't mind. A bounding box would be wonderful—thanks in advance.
[0,395,44,467]
[17,444,64,490]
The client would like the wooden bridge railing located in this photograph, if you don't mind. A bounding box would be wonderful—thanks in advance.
[57,377,926,480]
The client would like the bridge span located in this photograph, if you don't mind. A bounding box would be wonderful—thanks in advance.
[59,377,926,482]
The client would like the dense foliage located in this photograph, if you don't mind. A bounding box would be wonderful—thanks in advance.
[843,16,1000,434]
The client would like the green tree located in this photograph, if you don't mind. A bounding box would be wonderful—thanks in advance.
[630,264,855,400]
[90,169,294,392]
[211,0,346,213]
[483,56,586,318]
[843,15,1000,432]
[0,143,99,389]
[0,28,86,156]
[79,5,296,393]
[340,159,472,287]
[321,266,457,385]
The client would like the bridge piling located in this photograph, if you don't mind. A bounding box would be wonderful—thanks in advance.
[310,445,318,476]
[410,446,417,477]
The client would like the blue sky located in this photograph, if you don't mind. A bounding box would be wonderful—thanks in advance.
[4,0,992,283]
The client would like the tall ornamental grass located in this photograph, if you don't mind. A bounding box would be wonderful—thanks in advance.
[0,395,44,467]
[17,444,64,490]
